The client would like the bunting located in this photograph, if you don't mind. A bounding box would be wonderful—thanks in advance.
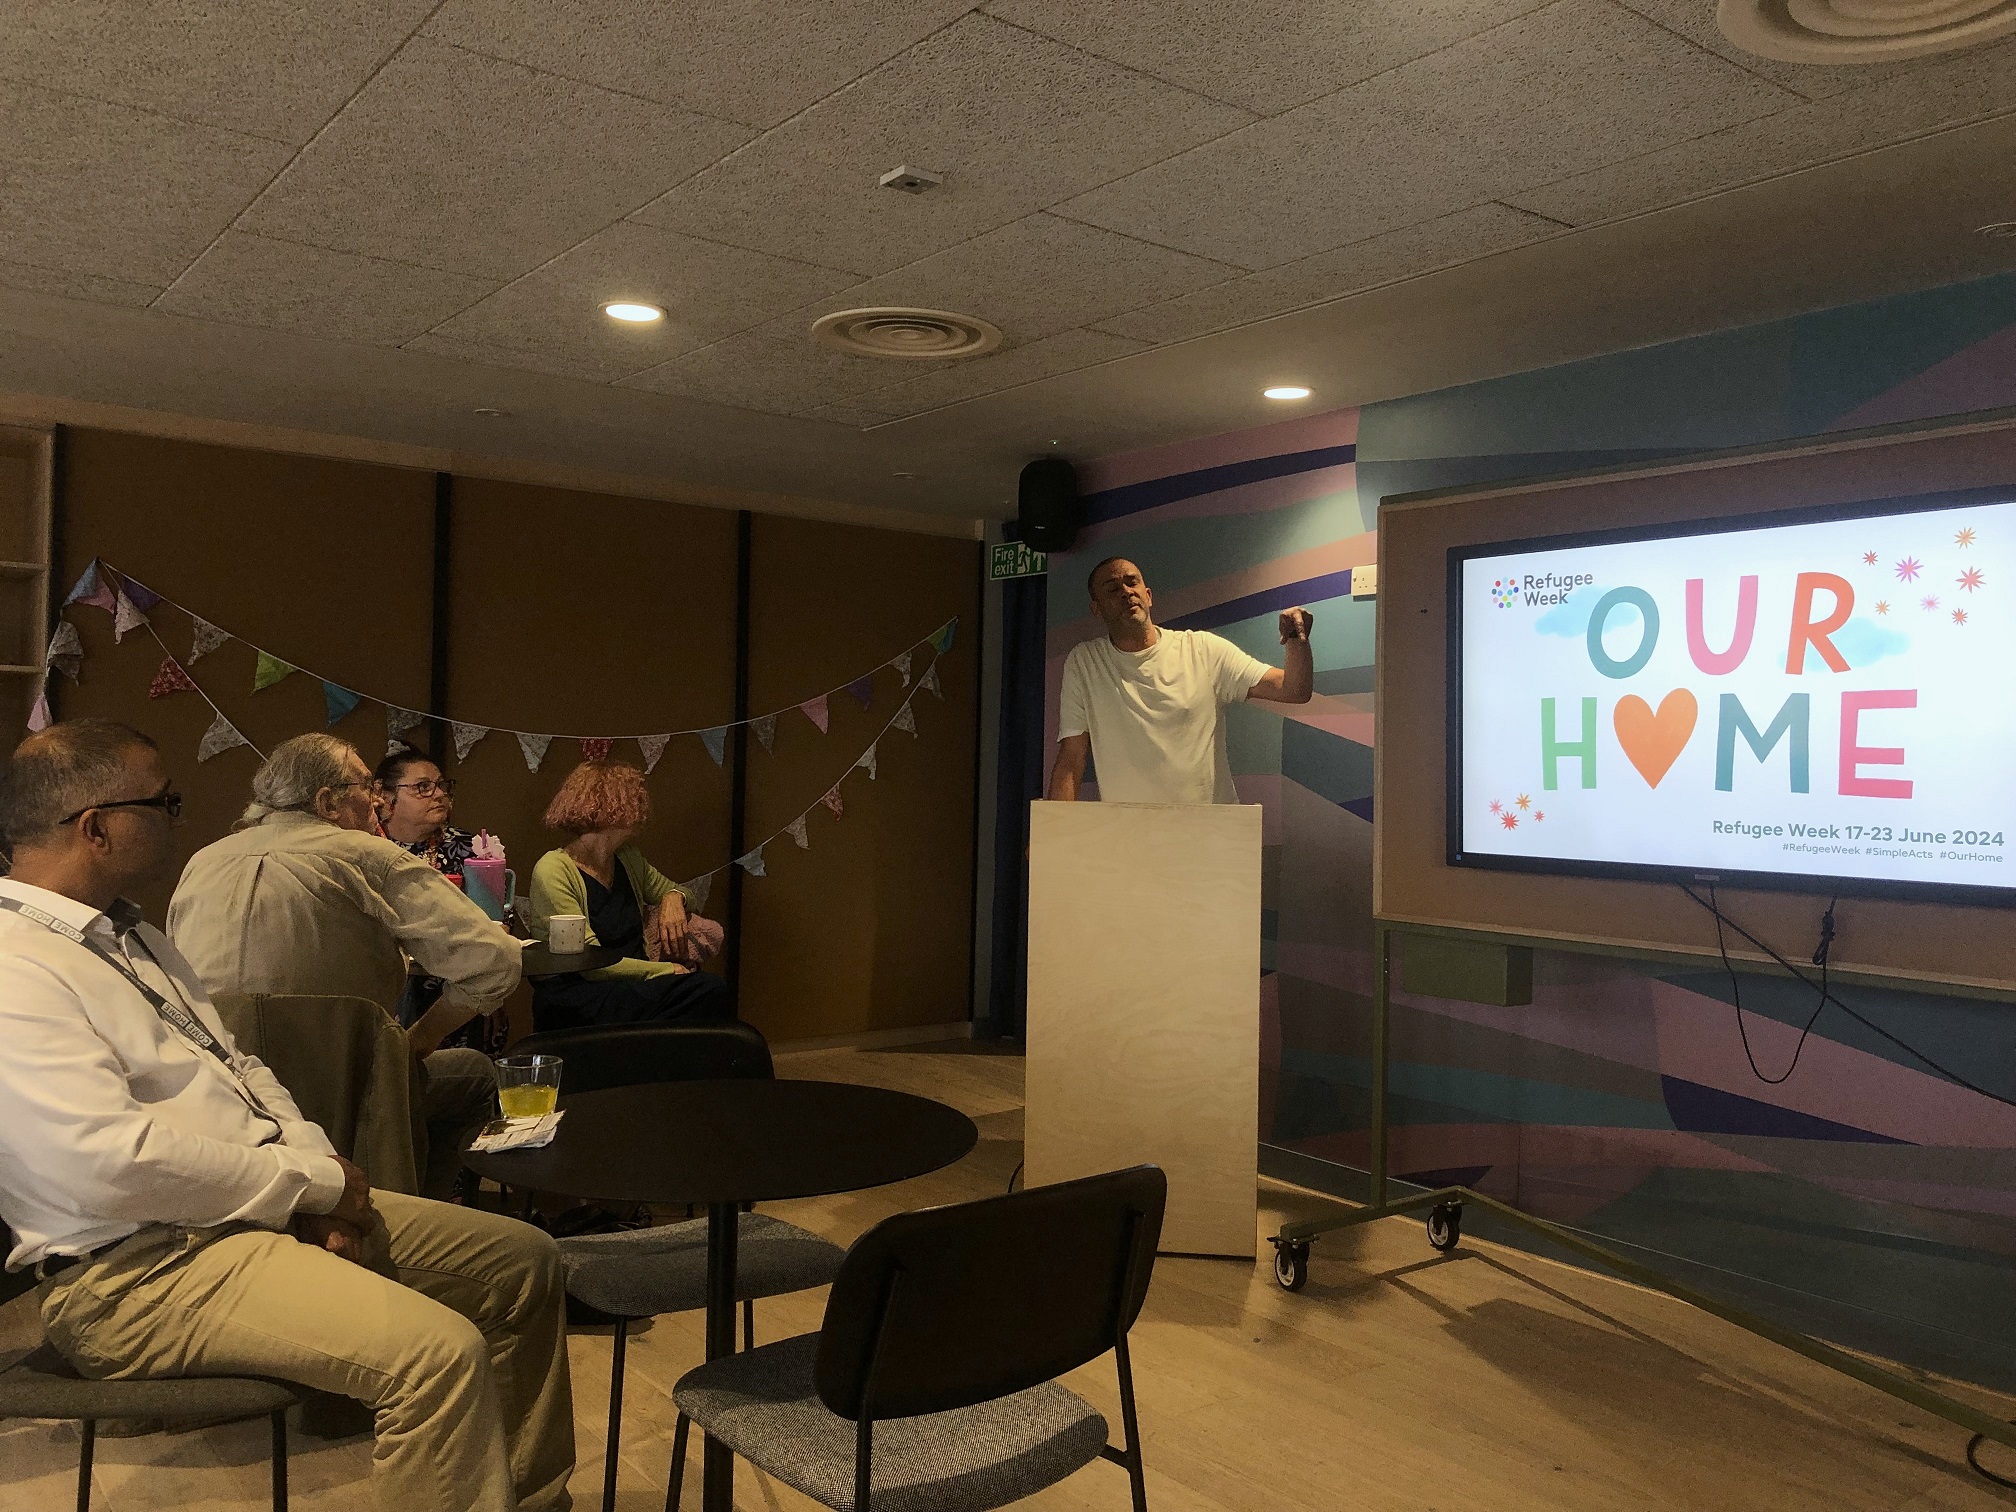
[930,619,956,655]
[44,622,83,682]
[847,675,874,710]
[638,734,670,773]
[324,683,362,726]
[122,581,162,613]
[65,563,116,613]
[892,702,917,736]
[735,848,766,877]
[800,695,828,734]
[517,732,552,772]
[687,874,713,913]
[148,656,199,699]
[453,722,489,762]
[188,617,229,663]
[822,788,844,819]
[752,714,776,753]
[786,816,809,849]
[855,743,878,780]
[894,651,911,687]
[699,727,727,766]
[28,690,51,732]
[920,664,942,699]
[197,711,250,762]
[253,652,296,692]
[581,737,613,762]
[112,590,148,643]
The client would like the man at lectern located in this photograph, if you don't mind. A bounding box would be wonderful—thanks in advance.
[1048,557,1312,803]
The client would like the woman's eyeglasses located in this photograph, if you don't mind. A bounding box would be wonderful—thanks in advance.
[391,779,457,799]
[61,792,183,825]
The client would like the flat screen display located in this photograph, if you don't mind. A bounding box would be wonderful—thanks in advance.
[1449,488,2016,902]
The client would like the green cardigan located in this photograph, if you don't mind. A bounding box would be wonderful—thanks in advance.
[526,844,695,982]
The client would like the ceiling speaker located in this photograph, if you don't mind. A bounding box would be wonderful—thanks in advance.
[1017,458,1081,553]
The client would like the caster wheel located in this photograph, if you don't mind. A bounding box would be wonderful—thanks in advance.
[1272,1242,1311,1292]
[1426,1202,1463,1253]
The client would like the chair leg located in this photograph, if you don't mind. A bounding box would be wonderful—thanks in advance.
[75,1419,95,1512]
[271,1408,289,1512]
[1115,1338,1149,1512]
[742,1297,754,1352]
[665,1413,691,1512]
[603,1318,629,1512]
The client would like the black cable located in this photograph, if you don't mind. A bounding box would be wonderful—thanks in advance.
[1679,884,2016,1111]
[1702,883,1830,1085]
[1968,1427,2016,1490]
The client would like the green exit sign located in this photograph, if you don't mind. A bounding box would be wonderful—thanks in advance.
[989,542,1048,580]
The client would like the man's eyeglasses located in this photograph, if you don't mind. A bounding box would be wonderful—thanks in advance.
[61,792,183,826]
[390,779,456,799]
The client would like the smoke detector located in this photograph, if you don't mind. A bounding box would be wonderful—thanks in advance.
[1718,0,2016,61]
[879,165,943,194]
[811,307,1002,360]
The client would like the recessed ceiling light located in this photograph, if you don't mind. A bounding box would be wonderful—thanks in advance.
[473,407,510,417]
[892,471,921,479]
[1264,385,1312,401]
[1976,222,2016,239]
[603,302,664,323]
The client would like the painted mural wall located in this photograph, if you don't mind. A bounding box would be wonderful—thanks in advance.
[1044,270,2016,1390]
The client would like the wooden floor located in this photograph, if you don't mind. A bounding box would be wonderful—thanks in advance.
[5,1042,2015,1511]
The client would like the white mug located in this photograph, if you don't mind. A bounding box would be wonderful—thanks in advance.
[547,914,588,953]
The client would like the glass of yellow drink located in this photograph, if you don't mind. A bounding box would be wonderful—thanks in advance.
[494,1054,562,1120]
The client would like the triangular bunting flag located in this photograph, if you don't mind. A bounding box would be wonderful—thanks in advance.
[252,651,296,691]
[148,656,198,699]
[800,695,828,734]
[699,727,726,766]
[581,737,613,763]
[930,618,957,655]
[121,580,162,612]
[387,707,424,739]
[735,847,766,878]
[822,788,844,819]
[324,683,361,726]
[188,617,230,663]
[112,590,148,643]
[786,816,810,849]
[752,714,776,753]
[847,675,874,709]
[517,732,552,772]
[855,742,878,780]
[894,651,912,686]
[638,734,670,773]
[198,711,249,762]
[27,690,51,732]
[687,873,713,914]
[44,621,83,682]
[892,701,917,736]
[65,563,117,613]
[920,663,942,699]
[452,723,489,761]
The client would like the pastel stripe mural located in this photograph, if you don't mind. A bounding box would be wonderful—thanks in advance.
[1044,270,2016,1391]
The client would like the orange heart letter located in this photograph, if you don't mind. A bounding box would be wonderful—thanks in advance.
[1613,690,1697,788]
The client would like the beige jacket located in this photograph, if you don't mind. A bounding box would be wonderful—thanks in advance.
[168,810,521,1028]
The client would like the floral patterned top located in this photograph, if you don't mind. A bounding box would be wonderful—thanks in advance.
[392,824,478,875]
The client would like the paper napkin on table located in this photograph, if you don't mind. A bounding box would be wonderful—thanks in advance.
[469,1111,565,1152]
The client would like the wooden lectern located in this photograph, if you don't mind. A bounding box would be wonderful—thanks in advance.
[1025,801,1261,1258]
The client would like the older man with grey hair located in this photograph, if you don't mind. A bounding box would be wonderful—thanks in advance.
[169,732,522,1201]
[0,719,574,1512]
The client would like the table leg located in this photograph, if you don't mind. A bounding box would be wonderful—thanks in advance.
[702,1201,739,1512]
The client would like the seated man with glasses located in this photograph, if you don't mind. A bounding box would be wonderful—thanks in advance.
[168,733,521,1202]
[0,720,573,1512]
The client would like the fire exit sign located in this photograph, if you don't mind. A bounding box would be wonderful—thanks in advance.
[989,542,1048,580]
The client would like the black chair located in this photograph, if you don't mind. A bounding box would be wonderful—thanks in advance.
[509,1021,846,1512]
[668,1165,1167,1512]
[0,1229,299,1512]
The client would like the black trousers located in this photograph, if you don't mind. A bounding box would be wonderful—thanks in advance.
[531,968,735,1033]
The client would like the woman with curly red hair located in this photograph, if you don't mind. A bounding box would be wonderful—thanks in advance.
[524,760,732,1032]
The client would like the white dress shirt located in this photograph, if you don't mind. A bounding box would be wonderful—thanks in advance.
[0,878,346,1271]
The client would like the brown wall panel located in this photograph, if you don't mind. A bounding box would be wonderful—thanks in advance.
[738,516,980,1043]
[52,429,434,916]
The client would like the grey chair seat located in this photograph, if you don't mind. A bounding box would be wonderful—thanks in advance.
[558,1213,844,1318]
[0,1343,301,1421]
[672,1333,1110,1512]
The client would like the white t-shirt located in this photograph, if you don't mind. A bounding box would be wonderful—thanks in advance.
[1058,628,1271,804]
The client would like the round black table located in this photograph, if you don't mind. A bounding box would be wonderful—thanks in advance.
[464,1079,978,1512]
[516,942,623,979]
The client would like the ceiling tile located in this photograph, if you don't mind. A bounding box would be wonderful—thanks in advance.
[156,232,496,346]
[824,214,1240,344]
[854,327,1149,418]
[237,39,754,280]
[0,82,293,286]
[431,222,858,374]
[424,0,975,129]
[983,0,1550,115]
[621,318,919,417]
[1509,41,2016,226]
[1611,0,1925,101]
[0,259,162,309]
[1056,0,1794,270]
[1094,203,1564,346]
[629,13,1253,276]
[799,398,910,429]
[0,1,436,144]
[401,330,632,385]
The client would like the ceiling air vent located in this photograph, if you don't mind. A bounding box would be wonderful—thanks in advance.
[810,308,1002,360]
[1718,0,2016,61]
